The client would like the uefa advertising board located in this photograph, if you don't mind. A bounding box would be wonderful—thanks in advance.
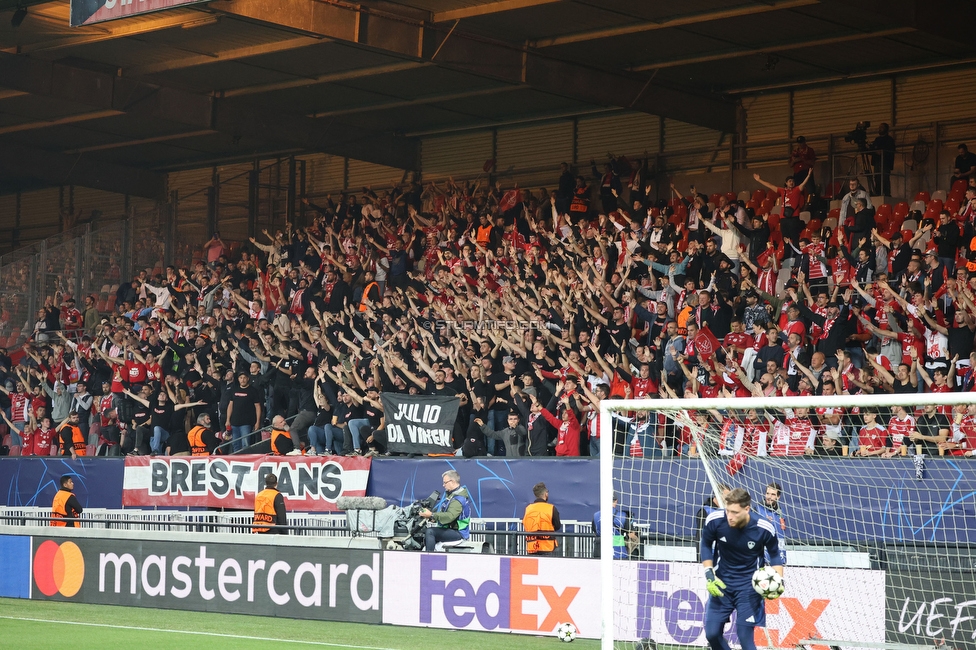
[24,536,382,623]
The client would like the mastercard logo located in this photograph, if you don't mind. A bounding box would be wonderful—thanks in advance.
[33,540,85,597]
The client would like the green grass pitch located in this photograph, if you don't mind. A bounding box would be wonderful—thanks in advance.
[0,597,601,649]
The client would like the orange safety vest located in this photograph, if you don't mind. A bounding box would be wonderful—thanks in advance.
[187,425,210,456]
[51,489,76,527]
[253,488,280,533]
[523,501,557,554]
[59,424,86,457]
[270,428,292,455]
[476,224,492,245]
[359,281,379,312]
[569,187,589,213]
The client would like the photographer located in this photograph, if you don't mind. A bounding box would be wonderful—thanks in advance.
[419,470,472,551]
[868,123,895,196]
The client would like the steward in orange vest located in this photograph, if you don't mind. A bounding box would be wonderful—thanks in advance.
[269,416,296,455]
[359,279,381,313]
[187,413,218,456]
[522,482,561,555]
[253,473,287,534]
[51,475,83,527]
[58,412,86,458]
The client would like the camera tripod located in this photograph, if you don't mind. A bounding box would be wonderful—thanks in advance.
[837,150,880,196]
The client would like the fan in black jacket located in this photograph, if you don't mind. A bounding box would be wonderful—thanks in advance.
[514,391,553,456]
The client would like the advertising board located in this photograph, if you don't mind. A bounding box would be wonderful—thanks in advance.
[30,535,382,623]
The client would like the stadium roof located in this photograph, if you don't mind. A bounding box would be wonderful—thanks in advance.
[0,0,974,198]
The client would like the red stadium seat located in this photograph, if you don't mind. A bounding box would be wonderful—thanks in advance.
[913,191,930,203]
[8,445,20,457]
[893,202,910,219]
[767,214,780,230]
[808,219,822,232]
[952,178,969,194]
[766,189,779,202]
[747,200,760,212]
[759,199,774,215]
[823,181,843,200]
[710,193,723,206]
[724,192,737,203]
[927,199,943,214]
[945,198,960,214]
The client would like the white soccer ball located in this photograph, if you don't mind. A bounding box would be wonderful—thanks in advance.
[555,622,577,642]
[752,565,785,600]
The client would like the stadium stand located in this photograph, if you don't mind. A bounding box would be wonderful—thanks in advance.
[1,160,976,461]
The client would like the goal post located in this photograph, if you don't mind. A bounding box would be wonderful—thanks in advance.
[599,392,976,650]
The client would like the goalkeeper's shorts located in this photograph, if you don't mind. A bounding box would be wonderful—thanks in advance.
[706,585,766,628]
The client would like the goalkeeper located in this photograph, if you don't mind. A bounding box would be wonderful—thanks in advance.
[700,488,784,650]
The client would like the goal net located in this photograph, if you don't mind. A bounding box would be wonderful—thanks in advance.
[598,393,976,650]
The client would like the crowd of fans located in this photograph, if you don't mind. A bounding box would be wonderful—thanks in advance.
[2,144,976,462]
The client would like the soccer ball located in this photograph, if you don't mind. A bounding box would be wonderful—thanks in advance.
[752,565,785,600]
[555,622,577,642]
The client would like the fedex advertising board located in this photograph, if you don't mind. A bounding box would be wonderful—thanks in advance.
[615,562,886,648]
[382,553,602,639]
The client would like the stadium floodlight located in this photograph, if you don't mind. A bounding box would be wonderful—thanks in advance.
[600,392,976,650]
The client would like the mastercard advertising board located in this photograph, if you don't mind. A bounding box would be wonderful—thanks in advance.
[25,535,383,624]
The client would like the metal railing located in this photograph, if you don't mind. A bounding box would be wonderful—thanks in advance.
[0,507,599,557]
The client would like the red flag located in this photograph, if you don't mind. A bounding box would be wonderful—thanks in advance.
[693,325,722,359]
[629,434,643,458]
[727,453,748,476]
[498,188,519,213]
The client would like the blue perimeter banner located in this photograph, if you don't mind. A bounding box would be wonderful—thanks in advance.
[367,458,597,521]
[0,458,125,509]
[3,457,976,543]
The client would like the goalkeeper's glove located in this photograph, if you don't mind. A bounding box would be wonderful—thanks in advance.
[704,568,726,597]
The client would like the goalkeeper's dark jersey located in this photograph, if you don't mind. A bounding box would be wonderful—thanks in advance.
[700,510,784,589]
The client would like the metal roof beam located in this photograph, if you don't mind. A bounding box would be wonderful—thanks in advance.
[216,0,736,132]
[433,0,563,23]
[12,10,218,54]
[530,0,818,48]
[126,36,321,77]
[0,142,167,199]
[818,0,976,50]
[308,84,521,118]
[629,27,915,72]
[0,52,419,170]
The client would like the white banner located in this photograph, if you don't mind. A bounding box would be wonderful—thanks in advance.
[122,455,370,511]
[613,562,886,649]
[382,552,602,639]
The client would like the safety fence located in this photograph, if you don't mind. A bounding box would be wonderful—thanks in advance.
[0,207,193,351]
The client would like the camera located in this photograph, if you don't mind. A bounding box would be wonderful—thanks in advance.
[394,490,440,551]
[844,121,871,151]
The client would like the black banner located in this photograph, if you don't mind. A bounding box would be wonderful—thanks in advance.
[381,393,458,455]
[31,536,382,624]
[886,569,976,647]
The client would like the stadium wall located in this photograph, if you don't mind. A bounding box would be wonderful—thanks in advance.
[3,457,976,544]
